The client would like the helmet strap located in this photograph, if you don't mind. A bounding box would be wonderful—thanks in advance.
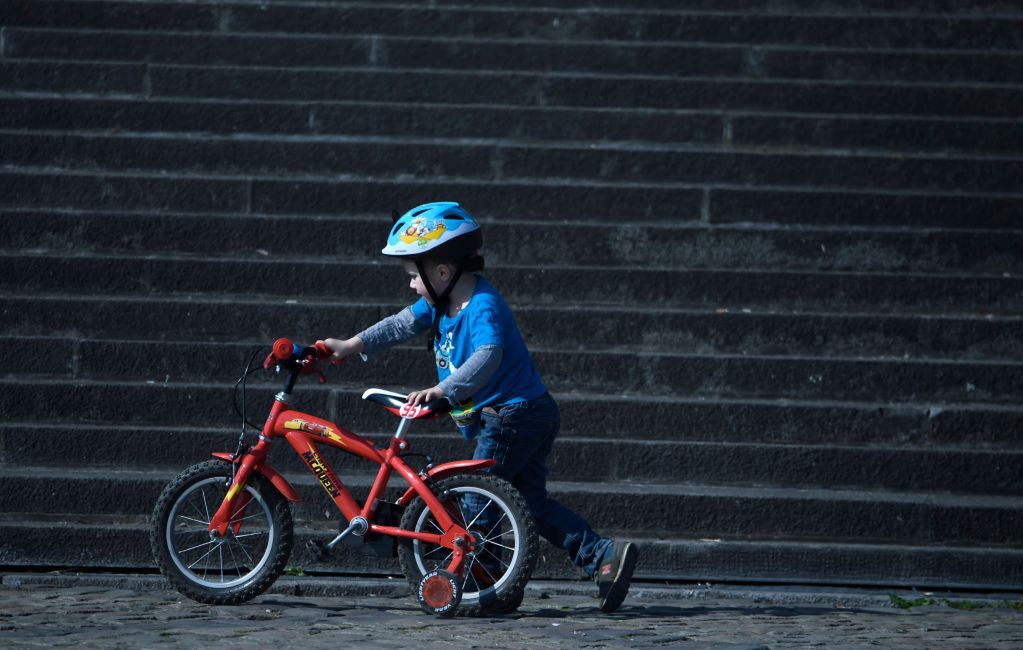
[415,259,465,352]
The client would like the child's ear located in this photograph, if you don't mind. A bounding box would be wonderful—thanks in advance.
[435,263,452,281]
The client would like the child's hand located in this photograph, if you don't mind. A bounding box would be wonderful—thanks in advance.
[406,386,446,406]
[320,337,363,363]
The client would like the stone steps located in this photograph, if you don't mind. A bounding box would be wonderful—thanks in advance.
[4,252,1021,313]
[4,1,1021,50]
[8,27,1023,84]
[5,293,1022,360]
[7,334,1023,404]
[6,95,1022,156]
[3,423,1020,494]
[6,59,1023,118]
[4,465,1022,546]
[5,167,1022,229]
[5,514,1022,589]
[4,379,1022,449]
[7,130,1021,195]
[6,209,1023,275]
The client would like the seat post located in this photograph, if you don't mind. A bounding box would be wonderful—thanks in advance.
[394,416,411,440]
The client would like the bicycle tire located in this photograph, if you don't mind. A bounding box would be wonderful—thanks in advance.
[150,459,293,605]
[397,473,537,616]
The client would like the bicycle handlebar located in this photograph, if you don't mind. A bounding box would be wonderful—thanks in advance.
[262,337,337,372]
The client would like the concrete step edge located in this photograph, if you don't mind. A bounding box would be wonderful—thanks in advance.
[12,55,1023,92]
[3,463,1022,508]
[6,164,1023,200]
[7,90,1023,128]
[12,125,1023,163]
[12,23,1023,56]
[12,331,1023,368]
[7,205,1023,236]
[6,376,1023,415]
[7,290,1022,322]
[5,248,1020,282]
[5,420,1022,455]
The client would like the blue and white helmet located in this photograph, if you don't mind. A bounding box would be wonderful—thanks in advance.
[382,202,482,260]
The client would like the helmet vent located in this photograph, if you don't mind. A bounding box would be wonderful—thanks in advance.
[390,222,405,237]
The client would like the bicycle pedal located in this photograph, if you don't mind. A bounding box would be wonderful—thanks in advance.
[306,538,332,563]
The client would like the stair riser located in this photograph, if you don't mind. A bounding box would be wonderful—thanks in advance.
[5,3,1021,50]
[8,336,1023,404]
[4,427,1020,494]
[6,296,1023,361]
[7,59,1023,119]
[6,98,1021,156]
[5,170,1021,228]
[8,132,1021,194]
[2,380,1021,447]
[4,255,1022,313]
[7,211,1023,275]
[4,521,1021,588]
[9,28,1023,84]
[1,473,1019,544]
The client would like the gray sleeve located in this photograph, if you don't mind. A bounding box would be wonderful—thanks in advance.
[356,307,429,357]
[438,345,503,405]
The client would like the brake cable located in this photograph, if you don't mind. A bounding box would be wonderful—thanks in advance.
[230,345,269,482]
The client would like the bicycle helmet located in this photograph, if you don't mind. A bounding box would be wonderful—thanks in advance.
[382,202,482,261]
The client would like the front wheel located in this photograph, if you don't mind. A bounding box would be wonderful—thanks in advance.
[398,473,538,616]
[150,459,293,605]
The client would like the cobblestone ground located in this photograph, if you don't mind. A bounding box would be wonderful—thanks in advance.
[1,579,1022,649]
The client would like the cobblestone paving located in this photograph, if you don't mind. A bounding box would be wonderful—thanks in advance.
[1,580,1022,649]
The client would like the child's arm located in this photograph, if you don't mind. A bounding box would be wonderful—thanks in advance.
[406,345,503,406]
[323,307,427,362]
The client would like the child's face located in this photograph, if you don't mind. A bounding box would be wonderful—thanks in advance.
[402,260,451,304]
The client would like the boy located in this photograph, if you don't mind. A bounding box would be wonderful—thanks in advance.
[322,201,637,613]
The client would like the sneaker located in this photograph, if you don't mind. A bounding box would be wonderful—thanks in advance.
[595,541,638,613]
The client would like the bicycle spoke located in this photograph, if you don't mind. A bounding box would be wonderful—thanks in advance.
[464,498,494,530]
[229,511,265,526]
[421,544,448,559]
[201,488,211,522]
[479,546,511,570]
[177,515,209,526]
[481,511,509,540]
[483,540,517,554]
[176,538,219,555]
[228,538,255,564]
[188,541,225,570]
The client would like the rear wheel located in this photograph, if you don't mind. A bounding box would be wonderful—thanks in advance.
[398,473,537,616]
[150,460,293,605]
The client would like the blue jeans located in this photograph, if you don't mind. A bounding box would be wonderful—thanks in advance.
[471,392,611,578]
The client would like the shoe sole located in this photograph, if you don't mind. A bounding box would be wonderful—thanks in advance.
[599,542,637,613]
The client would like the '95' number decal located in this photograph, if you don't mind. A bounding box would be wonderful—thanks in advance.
[400,403,423,419]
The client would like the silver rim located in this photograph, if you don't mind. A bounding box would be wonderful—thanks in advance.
[165,477,276,589]
[412,485,522,604]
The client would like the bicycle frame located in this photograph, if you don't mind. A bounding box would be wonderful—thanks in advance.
[205,359,494,577]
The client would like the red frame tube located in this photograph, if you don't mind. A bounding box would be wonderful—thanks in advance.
[209,401,472,563]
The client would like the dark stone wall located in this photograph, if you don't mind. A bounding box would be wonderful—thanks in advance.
[1,0,1021,589]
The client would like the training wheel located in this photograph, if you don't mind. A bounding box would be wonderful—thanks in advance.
[417,569,462,617]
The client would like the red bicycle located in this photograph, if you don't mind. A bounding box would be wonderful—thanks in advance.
[150,338,538,616]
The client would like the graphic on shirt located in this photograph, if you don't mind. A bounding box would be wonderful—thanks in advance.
[435,331,458,372]
[400,217,447,247]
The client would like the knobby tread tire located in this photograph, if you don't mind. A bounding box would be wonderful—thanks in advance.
[397,473,538,617]
[150,459,294,606]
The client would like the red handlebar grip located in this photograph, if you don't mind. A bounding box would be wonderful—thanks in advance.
[272,337,293,361]
[313,341,331,359]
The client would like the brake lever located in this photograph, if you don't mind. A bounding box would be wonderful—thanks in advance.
[299,356,328,384]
